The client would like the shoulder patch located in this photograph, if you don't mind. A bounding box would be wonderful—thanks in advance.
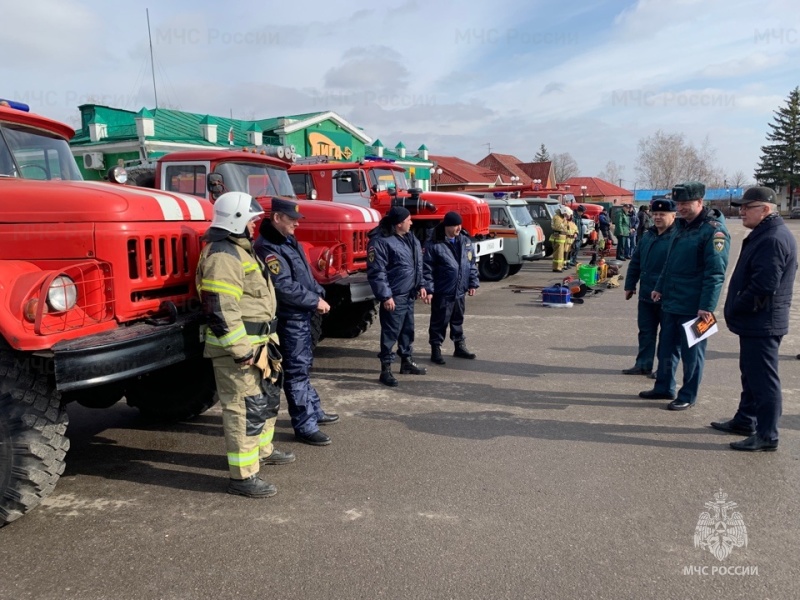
[368,247,376,263]
[713,231,726,238]
[467,250,473,262]
[713,239,725,252]
[266,255,281,275]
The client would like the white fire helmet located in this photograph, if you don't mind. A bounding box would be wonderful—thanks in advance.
[211,192,264,234]
[558,206,573,216]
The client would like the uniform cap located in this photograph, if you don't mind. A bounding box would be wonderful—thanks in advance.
[671,181,705,202]
[576,205,586,213]
[651,199,676,212]
[272,197,304,219]
[387,205,411,225]
[731,186,776,206]
[443,211,463,226]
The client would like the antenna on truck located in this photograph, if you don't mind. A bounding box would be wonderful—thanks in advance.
[146,8,158,108]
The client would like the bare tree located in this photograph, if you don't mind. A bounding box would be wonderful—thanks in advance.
[635,130,722,189]
[552,152,579,182]
[728,169,749,188]
[597,160,625,186]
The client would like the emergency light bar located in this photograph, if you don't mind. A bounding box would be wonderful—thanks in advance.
[0,99,31,112]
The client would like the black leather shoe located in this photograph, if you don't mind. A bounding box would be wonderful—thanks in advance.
[260,448,296,465]
[667,399,693,411]
[730,434,778,452]
[622,366,652,376]
[317,412,339,425]
[400,358,427,375]
[379,363,398,387]
[639,389,675,400]
[648,372,657,379]
[430,345,446,365]
[710,420,756,436]
[227,475,277,498]
[295,430,331,446]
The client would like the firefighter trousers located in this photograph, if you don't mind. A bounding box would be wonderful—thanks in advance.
[212,354,280,480]
[551,234,567,271]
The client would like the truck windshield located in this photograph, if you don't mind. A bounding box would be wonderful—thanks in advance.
[509,205,533,227]
[0,124,82,180]
[368,168,408,192]
[215,162,296,198]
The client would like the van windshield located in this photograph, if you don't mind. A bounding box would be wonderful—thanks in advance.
[509,205,533,226]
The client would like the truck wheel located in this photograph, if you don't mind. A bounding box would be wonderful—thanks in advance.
[508,264,523,276]
[0,347,69,526]
[322,300,378,338]
[126,358,217,422]
[479,255,510,282]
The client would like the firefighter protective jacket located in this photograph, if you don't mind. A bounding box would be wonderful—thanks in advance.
[366,224,423,302]
[254,220,324,320]
[422,225,479,299]
[551,214,568,240]
[196,230,277,363]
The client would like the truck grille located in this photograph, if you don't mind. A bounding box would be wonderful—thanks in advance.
[127,234,192,280]
[352,230,368,256]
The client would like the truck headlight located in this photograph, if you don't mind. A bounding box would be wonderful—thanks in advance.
[47,275,78,312]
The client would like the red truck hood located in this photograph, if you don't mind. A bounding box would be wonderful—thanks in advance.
[293,199,382,224]
[0,179,212,222]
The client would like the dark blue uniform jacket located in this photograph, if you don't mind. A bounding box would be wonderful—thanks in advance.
[422,225,479,299]
[367,225,423,302]
[724,214,797,337]
[254,221,324,320]
[624,224,675,302]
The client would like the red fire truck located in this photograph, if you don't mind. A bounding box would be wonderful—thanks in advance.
[288,158,504,279]
[0,100,216,526]
[125,149,382,340]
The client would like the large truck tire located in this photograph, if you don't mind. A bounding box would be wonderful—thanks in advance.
[508,264,523,276]
[0,344,69,526]
[323,300,378,339]
[126,357,217,422]
[479,255,510,282]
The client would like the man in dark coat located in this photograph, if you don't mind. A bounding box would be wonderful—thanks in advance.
[367,206,427,387]
[640,181,730,410]
[422,211,480,364]
[623,199,677,376]
[712,187,797,451]
[255,198,338,447]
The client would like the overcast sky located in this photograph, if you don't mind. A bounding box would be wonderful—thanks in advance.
[4,0,798,185]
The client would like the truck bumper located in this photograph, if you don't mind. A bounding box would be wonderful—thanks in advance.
[51,312,205,392]
[474,238,503,257]
[527,242,547,260]
[327,272,375,303]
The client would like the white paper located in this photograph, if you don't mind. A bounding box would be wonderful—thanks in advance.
[682,317,718,348]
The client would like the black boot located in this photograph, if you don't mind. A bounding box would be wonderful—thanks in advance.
[453,341,476,359]
[400,356,427,375]
[430,345,446,365]
[379,362,398,387]
[227,475,277,498]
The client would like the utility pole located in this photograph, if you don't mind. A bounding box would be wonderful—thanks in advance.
[146,8,158,108]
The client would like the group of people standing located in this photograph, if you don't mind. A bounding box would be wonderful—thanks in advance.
[623,183,797,452]
[550,205,584,272]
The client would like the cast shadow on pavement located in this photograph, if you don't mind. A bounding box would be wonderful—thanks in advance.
[558,344,741,361]
[359,410,728,451]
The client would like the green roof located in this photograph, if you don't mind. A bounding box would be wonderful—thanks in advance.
[372,138,384,147]
[395,141,406,149]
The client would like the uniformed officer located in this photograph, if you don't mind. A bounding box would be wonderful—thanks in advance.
[712,187,797,451]
[367,205,427,387]
[550,206,569,272]
[196,192,294,499]
[254,198,337,447]
[622,199,677,377]
[640,182,730,410]
[422,211,480,364]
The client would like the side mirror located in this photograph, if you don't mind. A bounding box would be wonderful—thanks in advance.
[207,173,225,199]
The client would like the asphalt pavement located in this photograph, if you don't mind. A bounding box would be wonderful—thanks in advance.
[1,219,799,600]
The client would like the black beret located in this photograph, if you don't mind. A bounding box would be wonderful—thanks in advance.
[443,211,462,226]
[671,181,705,202]
[387,206,411,225]
[731,186,776,206]
[651,199,676,212]
[272,197,304,219]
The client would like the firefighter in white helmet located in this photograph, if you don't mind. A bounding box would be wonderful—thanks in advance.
[196,192,294,498]
[551,206,571,273]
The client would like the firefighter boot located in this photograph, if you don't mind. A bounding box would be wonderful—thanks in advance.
[227,475,278,498]
[430,345,446,365]
[379,362,398,387]
[400,357,427,375]
[453,341,476,360]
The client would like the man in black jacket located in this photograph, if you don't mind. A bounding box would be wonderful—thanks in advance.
[712,187,797,451]
[422,211,480,364]
[255,198,338,447]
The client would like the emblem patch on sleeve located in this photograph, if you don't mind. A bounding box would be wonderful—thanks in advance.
[266,257,281,274]
[368,248,376,263]
[467,251,473,261]
[714,239,725,252]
